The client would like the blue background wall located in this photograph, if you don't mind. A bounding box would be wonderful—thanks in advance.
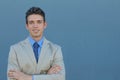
[0,0,120,80]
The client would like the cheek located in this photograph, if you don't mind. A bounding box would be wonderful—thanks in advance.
[39,26,44,30]
[26,26,32,30]
[27,28,33,32]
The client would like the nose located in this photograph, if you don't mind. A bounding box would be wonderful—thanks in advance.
[33,23,38,28]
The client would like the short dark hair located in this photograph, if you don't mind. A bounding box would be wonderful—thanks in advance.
[26,7,45,24]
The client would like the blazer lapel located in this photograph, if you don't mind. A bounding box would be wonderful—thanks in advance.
[36,38,49,72]
[23,38,37,66]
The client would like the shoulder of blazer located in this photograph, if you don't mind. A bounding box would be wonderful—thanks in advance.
[44,38,62,51]
[10,37,29,49]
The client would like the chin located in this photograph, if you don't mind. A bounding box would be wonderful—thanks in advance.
[33,35,41,38]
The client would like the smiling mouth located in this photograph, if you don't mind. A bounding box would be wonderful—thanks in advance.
[33,30,39,33]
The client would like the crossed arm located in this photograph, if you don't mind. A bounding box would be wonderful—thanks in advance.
[8,65,62,80]
[7,46,65,80]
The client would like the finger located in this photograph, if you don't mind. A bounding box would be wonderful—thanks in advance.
[47,68,55,74]
[9,76,15,79]
[47,65,61,74]
[8,72,14,77]
[8,72,18,80]
[53,65,61,71]
[53,66,62,73]
[51,65,59,70]
[49,68,57,74]
[9,69,16,72]
[56,66,62,71]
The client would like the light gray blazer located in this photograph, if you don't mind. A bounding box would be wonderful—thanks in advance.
[7,37,65,80]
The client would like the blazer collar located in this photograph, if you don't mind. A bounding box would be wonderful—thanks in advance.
[23,37,49,67]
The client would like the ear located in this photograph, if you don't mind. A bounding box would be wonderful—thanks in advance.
[44,22,47,29]
[26,24,29,30]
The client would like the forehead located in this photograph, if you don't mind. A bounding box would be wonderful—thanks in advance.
[27,14,44,21]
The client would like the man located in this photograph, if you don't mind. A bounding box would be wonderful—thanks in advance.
[7,7,65,80]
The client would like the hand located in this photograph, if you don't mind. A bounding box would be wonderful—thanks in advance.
[47,65,62,74]
[8,69,32,80]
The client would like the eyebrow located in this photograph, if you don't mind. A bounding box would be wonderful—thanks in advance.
[29,19,43,22]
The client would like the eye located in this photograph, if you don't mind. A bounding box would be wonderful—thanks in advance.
[37,20,43,24]
[29,21,34,24]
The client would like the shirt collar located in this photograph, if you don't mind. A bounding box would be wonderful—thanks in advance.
[28,36,44,47]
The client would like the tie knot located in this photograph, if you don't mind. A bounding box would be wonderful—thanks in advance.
[33,42,39,48]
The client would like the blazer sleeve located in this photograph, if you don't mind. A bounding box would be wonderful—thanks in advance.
[7,46,21,80]
[34,46,65,80]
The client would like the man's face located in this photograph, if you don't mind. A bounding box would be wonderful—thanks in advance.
[26,14,47,39]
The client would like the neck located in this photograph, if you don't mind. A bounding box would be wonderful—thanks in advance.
[31,35,43,42]
[34,37,42,42]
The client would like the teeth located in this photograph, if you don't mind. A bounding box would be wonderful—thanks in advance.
[33,30,39,32]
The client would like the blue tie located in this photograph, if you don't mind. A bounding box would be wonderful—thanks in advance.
[33,42,39,63]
